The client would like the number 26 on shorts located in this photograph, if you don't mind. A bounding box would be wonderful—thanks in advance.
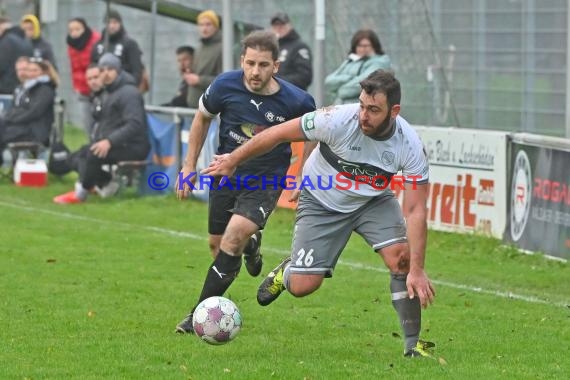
[295,248,314,267]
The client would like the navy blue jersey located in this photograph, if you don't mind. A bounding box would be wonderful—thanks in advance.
[200,70,316,176]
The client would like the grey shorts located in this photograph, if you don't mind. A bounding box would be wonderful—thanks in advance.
[289,190,407,277]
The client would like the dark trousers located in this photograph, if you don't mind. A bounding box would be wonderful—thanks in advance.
[0,120,37,165]
[70,143,149,190]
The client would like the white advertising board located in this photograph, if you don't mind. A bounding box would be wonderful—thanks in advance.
[398,126,509,238]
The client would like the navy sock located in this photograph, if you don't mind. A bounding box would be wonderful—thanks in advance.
[192,250,242,312]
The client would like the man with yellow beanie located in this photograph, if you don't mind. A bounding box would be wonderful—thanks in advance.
[21,14,58,71]
[184,10,223,108]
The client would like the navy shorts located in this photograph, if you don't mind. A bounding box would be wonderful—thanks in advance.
[208,176,283,235]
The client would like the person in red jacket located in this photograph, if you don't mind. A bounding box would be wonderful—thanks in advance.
[66,17,100,136]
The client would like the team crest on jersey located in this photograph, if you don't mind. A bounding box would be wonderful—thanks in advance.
[381,151,395,166]
[241,123,266,138]
[264,111,285,123]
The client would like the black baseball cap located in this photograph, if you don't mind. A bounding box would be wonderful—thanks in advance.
[270,12,290,25]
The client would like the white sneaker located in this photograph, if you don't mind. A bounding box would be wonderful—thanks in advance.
[95,181,120,198]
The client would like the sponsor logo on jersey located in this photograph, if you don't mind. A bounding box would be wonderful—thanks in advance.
[250,99,263,110]
[301,111,316,131]
[240,123,266,138]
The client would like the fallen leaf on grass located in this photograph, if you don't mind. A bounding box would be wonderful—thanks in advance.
[438,357,448,365]
[46,259,56,263]
[87,311,96,317]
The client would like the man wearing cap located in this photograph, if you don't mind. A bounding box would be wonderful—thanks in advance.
[53,53,150,204]
[270,12,313,90]
[185,9,223,108]
[91,9,144,87]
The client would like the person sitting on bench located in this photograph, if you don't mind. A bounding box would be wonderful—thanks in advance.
[53,53,149,204]
[0,57,57,167]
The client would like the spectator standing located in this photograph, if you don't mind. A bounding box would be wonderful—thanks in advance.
[185,10,223,108]
[270,12,312,90]
[0,17,33,94]
[67,17,101,136]
[20,14,58,70]
[91,9,145,88]
[162,46,194,107]
[325,29,391,104]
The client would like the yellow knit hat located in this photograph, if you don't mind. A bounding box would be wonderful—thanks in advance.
[21,14,41,39]
[197,10,220,29]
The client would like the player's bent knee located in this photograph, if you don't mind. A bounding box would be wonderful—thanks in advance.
[288,274,323,297]
[380,243,411,272]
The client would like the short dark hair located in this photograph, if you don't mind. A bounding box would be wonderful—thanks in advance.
[360,70,400,108]
[0,16,11,25]
[87,62,99,70]
[176,46,194,56]
[241,30,279,61]
[350,29,384,55]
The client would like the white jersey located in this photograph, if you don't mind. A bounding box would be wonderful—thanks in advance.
[299,104,429,213]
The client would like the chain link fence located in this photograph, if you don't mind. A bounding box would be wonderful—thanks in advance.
[1,0,567,136]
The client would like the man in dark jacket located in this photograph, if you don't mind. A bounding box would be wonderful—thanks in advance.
[53,53,150,204]
[0,17,33,94]
[85,63,104,138]
[91,9,144,87]
[162,45,194,107]
[270,12,312,90]
[0,58,56,166]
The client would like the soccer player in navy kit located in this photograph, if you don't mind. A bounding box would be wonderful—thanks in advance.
[175,30,316,333]
[203,70,436,357]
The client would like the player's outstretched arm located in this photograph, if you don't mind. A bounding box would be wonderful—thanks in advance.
[402,182,435,309]
[202,117,306,177]
[176,110,213,200]
[289,141,318,202]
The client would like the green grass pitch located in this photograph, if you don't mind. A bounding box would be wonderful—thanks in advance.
[0,127,568,379]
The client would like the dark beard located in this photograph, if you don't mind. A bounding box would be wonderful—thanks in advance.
[371,113,394,140]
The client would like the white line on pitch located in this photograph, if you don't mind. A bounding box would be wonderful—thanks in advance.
[1,200,568,309]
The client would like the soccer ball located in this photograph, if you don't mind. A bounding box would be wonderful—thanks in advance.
[192,296,242,345]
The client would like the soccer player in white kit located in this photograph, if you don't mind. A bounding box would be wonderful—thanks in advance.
[203,70,436,357]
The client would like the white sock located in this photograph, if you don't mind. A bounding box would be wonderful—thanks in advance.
[74,182,89,201]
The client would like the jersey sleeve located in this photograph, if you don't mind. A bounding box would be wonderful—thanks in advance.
[299,105,347,145]
[198,77,223,117]
[401,132,429,184]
